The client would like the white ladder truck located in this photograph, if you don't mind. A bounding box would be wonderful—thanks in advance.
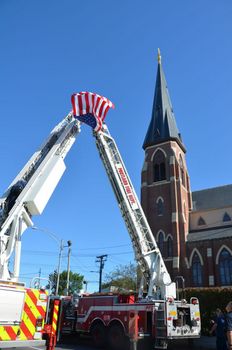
[0,112,81,349]
[91,124,201,348]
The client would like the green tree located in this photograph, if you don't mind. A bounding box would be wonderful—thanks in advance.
[102,263,140,292]
[48,269,84,295]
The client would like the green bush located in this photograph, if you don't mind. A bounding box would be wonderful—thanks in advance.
[184,287,232,335]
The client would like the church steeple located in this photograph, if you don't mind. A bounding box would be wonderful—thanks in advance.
[143,50,184,151]
[141,52,192,283]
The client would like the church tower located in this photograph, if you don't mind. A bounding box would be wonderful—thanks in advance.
[141,50,192,280]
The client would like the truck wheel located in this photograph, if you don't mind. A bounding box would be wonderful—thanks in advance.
[108,324,128,350]
[91,323,106,348]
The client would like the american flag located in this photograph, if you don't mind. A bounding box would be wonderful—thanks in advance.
[71,92,115,132]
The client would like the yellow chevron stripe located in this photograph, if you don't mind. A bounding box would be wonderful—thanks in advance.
[0,326,18,341]
[20,289,49,340]
[52,321,57,331]
[21,311,35,338]
[20,292,38,338]
[29,289,47,313]
[0,327,11,340]
[53,311,58,321]
[11,326,18,338]
[54,305,59,313]
[25,293,41,318]
[52,304,59,332]
[19,328,28,341]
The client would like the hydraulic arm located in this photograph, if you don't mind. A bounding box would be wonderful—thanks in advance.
[94,124,176,299]
[0,113,81,281]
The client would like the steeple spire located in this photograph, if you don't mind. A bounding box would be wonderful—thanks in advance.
[143,51,184,151]
[157,48,161,64]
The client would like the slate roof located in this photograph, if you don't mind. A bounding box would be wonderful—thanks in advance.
[143,52,183,150]
[187,226,232,242]
[192,185,232,211]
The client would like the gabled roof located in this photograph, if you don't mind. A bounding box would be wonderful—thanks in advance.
[143,50,184,150]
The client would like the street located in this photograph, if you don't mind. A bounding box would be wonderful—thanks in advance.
[4,335,215,350]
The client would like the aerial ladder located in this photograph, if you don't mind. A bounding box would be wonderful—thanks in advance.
[0,112,81,349]
[0,113,80,281]
[94,124,176,300]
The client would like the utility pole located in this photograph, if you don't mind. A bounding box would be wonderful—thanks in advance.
[96,254,107,293]
[66,240,72,295]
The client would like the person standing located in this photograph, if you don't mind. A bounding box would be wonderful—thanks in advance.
[209,308,227,350]
[226,302,232,350]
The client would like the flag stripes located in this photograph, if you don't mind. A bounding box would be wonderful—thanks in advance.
[71,91,114,132]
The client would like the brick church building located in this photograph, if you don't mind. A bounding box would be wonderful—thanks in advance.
[141,52,232,288]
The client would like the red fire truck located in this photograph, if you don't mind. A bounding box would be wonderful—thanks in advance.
[56,292,200,350]
[0,92,201,350]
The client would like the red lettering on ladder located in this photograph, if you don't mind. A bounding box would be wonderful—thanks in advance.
[116,165,138,209]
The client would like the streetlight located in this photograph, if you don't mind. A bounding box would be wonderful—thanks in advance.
[56,239,64,295]
[31,226,71,295]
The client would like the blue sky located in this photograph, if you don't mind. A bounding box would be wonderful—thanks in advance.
[1,0,232,292]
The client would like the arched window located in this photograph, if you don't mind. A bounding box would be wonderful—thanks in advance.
[192,253,203,286]
[223,212,231,222]
[167,236,173,257]
[219,249,232,285]
[158,232,164,255]
[198,217,206,226]
[153,151,166,182]
[179,156,186,187]
[157,198,164,216]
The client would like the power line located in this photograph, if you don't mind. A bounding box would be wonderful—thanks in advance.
[22,250,134,257]
[78,243,131,251]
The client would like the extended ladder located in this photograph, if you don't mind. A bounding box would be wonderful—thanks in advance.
[0,113,81,280]
[94,124,176,299]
